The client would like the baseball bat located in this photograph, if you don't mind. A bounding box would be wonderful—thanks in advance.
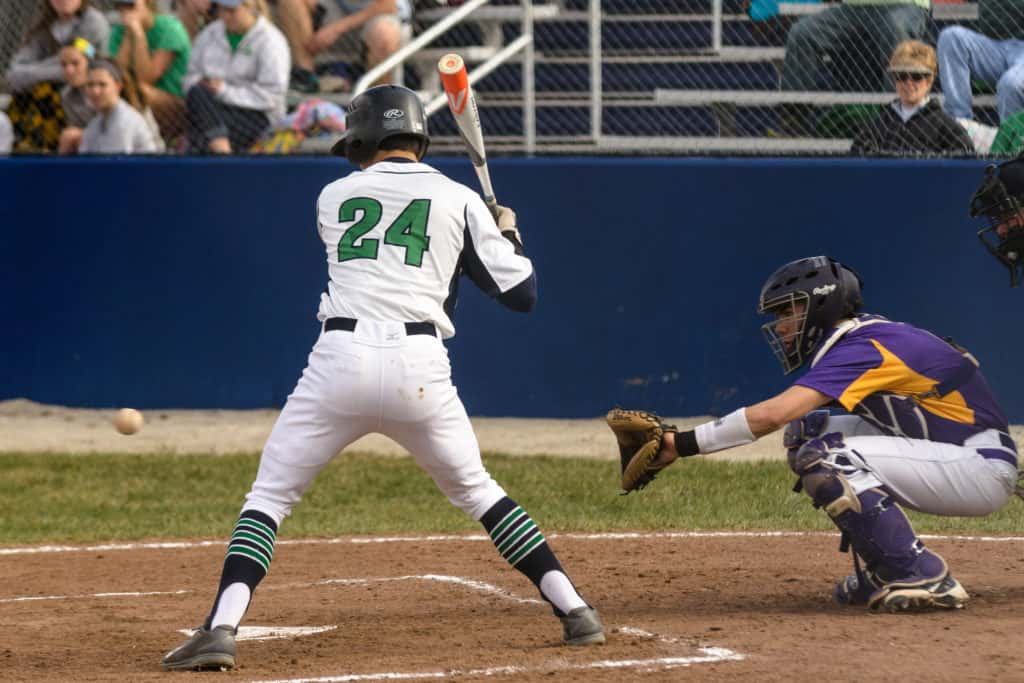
[438,53,498,217]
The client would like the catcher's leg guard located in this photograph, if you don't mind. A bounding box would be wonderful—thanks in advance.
[790,439,968,612]
[782,410,831,454]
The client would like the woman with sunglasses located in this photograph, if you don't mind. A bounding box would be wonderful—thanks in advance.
[852,40,974,156]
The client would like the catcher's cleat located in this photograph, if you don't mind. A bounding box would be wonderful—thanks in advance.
[560,606,606,646]
[868,573,970,612]
[161,625,237,671]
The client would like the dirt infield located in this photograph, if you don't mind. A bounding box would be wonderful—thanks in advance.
[3,531,1024,682]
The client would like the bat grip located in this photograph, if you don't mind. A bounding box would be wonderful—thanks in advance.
[483,195,499,221]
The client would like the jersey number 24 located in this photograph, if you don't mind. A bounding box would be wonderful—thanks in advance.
[337,197,431,267]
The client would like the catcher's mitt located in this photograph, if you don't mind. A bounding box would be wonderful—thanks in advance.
[606,408,678,493]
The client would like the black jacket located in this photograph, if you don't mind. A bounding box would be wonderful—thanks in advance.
[852,99,975,157]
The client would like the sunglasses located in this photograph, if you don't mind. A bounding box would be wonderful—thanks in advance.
[891,71,932,82]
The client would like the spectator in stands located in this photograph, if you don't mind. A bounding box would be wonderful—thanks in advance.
[0,112,12,154]
[57,37,97,154]
[78,58,161,153]
[852,40,974,156]
[183,0,290,153]
[276,0,410,93]
[937,0,1024,124]
[779,0,929,133]
[109,0,192,143]
[175,0,215,39]
[5,0,110,152]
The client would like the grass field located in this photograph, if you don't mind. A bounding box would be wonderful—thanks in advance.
[2,452,1022,543]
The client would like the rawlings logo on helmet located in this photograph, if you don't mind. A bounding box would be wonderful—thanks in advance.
[812,284,837,296]
[383,109,405,119]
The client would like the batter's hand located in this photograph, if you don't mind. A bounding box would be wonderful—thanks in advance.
[494,205,523,250]
[495,205,516,230]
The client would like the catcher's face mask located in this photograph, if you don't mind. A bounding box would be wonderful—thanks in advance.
[759,294,809,375]
[971,162,1024,287]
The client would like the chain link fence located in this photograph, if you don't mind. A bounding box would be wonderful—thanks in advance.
[1,0,1023,155]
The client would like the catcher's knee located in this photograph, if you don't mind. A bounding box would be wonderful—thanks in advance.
[782,409,831,452]
[789,436,861,519]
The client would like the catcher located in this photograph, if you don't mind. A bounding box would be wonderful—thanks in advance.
[970,156,1024,287]
[608,255,1018,612]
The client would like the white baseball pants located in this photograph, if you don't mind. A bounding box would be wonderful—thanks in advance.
[243,320,507,527]
[824,415,1018,517]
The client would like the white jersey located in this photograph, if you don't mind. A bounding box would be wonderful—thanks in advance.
[315,160,533,338]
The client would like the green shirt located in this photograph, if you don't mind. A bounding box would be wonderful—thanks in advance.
[109,14,191,97]
[227,32,245,53]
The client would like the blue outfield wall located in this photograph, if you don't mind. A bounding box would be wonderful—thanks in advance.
[2,156,1021,420]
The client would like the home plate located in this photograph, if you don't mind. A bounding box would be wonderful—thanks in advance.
[180,625,337,641]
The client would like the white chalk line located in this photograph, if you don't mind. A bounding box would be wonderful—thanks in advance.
[3,529,1022,557]
[179,626,339,642]
[247,648,747,683]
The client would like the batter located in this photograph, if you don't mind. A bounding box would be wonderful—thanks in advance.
[161,84,605,671]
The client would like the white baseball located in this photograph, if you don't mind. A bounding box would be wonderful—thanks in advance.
[114,408,144,435]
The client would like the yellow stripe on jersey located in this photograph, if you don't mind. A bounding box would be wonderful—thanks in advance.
[837,339,975,425]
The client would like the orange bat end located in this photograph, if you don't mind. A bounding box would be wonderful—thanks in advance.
[438,53,470,114]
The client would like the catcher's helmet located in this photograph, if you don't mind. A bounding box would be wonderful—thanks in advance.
[331,84,430,164]
[758,256,863,374]
[970,157,1024,287]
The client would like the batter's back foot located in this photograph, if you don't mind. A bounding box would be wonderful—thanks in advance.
[161,624,237,671]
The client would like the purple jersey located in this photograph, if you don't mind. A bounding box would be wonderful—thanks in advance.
[796,315,1009,444]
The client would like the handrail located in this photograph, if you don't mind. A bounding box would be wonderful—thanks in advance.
[423,34,533,116]
[352,0,492,95]
[522,0,535,154]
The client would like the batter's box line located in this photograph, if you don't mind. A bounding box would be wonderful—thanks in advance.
[247,647,746,683]
[4,530,1024,556]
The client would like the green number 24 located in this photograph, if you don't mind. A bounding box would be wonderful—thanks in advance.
[337,197,432,267]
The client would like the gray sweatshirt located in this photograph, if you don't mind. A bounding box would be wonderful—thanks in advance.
[79,99,159,154]
[182,16,290,121]
[6,8,110,92]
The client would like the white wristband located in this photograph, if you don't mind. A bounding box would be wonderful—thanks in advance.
[694,408,755,454]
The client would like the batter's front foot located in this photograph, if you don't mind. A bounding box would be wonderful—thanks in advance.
[560,606,606,646]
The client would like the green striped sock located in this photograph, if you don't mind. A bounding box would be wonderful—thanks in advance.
[488,504,547,567]
[226,516,277,572]
[205,510,278,630]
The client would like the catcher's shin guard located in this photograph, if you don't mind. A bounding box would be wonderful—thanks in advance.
[791,440,966,611]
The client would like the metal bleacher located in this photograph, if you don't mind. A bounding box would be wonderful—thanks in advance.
[292,0,989,154]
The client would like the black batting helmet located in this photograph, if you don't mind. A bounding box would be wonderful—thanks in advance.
[757,256,864,374]
[331,84,430,164]
[970,157,1024,287]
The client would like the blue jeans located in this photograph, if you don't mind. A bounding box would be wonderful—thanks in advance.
[937,26,1024,122]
